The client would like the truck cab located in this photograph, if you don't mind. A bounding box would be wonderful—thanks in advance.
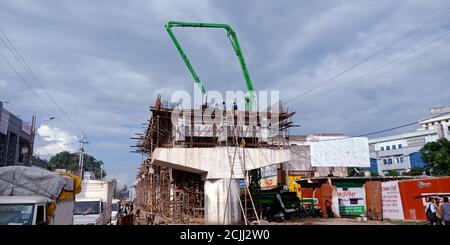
[73,198,104,225]
[73,180,113,225]
[0,196,48,225]
[110,199,120,225]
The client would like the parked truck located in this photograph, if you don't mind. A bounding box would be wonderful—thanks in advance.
[0,166,81,225]
[74,179,113,225]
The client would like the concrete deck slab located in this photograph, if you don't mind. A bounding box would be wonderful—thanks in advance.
[152,147,291,179]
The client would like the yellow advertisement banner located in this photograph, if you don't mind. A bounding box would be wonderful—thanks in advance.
[288,175,302,199]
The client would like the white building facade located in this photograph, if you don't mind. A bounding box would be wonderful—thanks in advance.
[369,107,450,176]
[283,134,370,177]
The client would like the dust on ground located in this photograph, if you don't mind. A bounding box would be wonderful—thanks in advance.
[258,217,425,225]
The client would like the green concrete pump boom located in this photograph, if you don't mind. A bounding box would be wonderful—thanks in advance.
[165,21,255,111]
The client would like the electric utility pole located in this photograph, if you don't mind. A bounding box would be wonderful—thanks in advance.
[27,115,36,166]
[78,136,88,179]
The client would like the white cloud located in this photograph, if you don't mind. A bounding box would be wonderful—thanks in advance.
[1,0,449,186]
[35,125,78,157]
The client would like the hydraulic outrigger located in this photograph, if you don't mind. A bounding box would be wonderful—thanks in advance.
[165,21,256,111]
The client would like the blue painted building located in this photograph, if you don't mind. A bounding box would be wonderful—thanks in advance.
[370,158,378,173]
[368,108,450,176]
[409,152,425,169]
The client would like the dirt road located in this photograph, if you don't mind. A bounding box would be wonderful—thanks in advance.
[259,217,425,225]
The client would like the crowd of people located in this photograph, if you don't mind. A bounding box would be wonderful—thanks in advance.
[119,202,134,216]
[425,196,450,225]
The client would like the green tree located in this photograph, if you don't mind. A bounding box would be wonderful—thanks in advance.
[420,138,450,176]
[370,171,379,177]
[116,185,129,200]
[347,167,366,177]
[31,156,48,169]
[111,179,118,199]
[402,167,424,176]
[48,151,106,179]
[385,170,398,177]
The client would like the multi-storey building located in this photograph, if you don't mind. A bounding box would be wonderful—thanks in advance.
[369,107,450,176]
[0,101,32,166]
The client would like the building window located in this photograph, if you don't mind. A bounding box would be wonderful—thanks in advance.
[400,157,403,163]
[380,146,384,151]
[383,159,388,165]
[388,158,393,164]
[398,144,402,149]
[386,146,391,150]
[392,145,396,150]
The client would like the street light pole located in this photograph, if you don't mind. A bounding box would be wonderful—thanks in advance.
[28,116,55,167]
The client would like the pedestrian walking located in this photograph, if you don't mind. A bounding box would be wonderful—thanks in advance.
[425,197,438,225]
[435,198,442,225]
[325,199,333,218]
[441,196,450,225]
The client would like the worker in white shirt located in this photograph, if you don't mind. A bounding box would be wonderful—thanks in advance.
[425,197,438,225]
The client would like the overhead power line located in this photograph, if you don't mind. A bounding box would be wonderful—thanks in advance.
[284,6,450,106]
[310,112,450,142]
[289,28,450,108]
[0,29,86,137]
[0,50,80,138]
[0,52,59,117]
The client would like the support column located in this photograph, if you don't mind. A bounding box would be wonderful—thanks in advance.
[204,178,241,224]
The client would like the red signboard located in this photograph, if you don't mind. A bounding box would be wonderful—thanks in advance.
[398,177,450,220]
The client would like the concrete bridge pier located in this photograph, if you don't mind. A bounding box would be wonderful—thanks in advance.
[152,147,291,224]
[204,178,241,225]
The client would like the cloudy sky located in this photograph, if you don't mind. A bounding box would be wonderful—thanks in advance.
[1,1,449,186]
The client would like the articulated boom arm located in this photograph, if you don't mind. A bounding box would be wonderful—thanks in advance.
[165,21,255,111]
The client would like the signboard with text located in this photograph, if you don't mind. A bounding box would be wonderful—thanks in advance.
[260,164,278,189]
[337,187,366,215]
[310,137,370,167]
[260,176,277,190]
[288,175,302,198]
[381,181,405,220]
